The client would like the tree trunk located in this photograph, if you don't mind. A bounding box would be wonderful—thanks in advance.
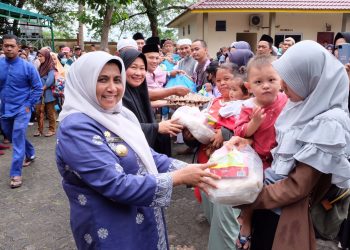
[100,4,114,51]
[141,0,158,37]
[12,0,26,35]
[78,3,84,49]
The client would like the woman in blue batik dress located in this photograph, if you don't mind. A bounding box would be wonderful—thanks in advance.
[55,51,219,250]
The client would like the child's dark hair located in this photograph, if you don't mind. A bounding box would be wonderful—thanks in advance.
[217,63,249,96]
[234,74,249,96]
[206,60,219,75]
[216,62,239,77]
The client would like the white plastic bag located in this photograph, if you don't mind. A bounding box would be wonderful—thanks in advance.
[172,106,215,144]
[206,145,263,206]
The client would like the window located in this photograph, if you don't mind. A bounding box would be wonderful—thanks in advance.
[216,21,226,31]
[188,25,190,35]
[183,26,185,36]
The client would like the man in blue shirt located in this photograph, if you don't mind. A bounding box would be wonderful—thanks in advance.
[0,34,42,188]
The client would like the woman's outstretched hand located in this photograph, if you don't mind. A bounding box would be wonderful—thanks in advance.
[171,162,220,194]
[158,118,183,136]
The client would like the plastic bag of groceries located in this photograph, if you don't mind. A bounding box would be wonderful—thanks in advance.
[206,145,263,206]
[172,106,215,144]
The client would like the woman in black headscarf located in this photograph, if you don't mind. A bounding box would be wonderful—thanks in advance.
[120,49,182,156]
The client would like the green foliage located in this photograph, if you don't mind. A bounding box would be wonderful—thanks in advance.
[116,0,195,39]
[25,0,77,38]
[75,0,132,39]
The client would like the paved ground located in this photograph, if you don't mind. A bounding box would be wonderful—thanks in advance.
[0,123,210,250]
[0,123,341,249]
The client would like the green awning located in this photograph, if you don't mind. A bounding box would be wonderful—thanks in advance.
[0,3,54,50]
[0,2,53,27]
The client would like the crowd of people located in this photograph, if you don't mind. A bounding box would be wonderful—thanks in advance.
[1,31,350,250]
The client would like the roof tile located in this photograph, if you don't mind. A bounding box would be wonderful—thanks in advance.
[189,0,350,10]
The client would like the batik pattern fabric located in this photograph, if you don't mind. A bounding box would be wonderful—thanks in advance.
[56,113,185,249]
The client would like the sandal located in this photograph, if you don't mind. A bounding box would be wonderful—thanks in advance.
[33,132,42,137]
[44,131,55,137]
[236,233,251,250]
[10,176,22,188]
[23,156,35,167]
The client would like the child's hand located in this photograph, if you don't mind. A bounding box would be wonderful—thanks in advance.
[204,82,213,92]
[205,144,216,157]
[210,129,224,149]
[345,63,350,85]
[250,106,266,125]
[225,136,252,150]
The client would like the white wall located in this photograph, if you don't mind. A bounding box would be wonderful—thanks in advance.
[275,12,342,40]
[175,12,344,58]
[176,14,202,42]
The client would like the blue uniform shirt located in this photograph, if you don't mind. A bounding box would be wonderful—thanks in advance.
[0,57,42,118]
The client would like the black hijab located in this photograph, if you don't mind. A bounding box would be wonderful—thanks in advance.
[120,49,154,124]
[334,32,350,46]
[120,49,164,150]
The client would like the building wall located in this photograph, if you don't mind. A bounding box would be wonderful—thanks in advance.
[177,14,202,42]
[176,12,343,58]
[274,12,342,40]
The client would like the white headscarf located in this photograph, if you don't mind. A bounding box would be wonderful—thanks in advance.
[271,40,350,188]
[58,51,158,174]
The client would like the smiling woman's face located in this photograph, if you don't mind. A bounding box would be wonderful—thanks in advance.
[96,63,124,110]
[126,57,146,87]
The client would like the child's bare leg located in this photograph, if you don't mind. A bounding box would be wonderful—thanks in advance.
[236,207,253,249]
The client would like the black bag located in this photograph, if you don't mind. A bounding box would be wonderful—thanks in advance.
[339,217,350,248]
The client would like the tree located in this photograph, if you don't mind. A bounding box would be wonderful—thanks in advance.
[20,0,78,39]
[77,0,193,43]
[77,0,131,50]
[139,0,191,37]
[0,0,27,36]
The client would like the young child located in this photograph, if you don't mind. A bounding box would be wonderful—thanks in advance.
[234,41,350,250]
[219,73,251,119]
[198,61,221,98]
[234,55,288,169]
[197,63,250,250]
[203,64,248,157]
[230,74,250,100]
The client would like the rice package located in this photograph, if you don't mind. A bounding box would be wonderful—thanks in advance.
[207,145,263,206]
[172,106,215,144]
